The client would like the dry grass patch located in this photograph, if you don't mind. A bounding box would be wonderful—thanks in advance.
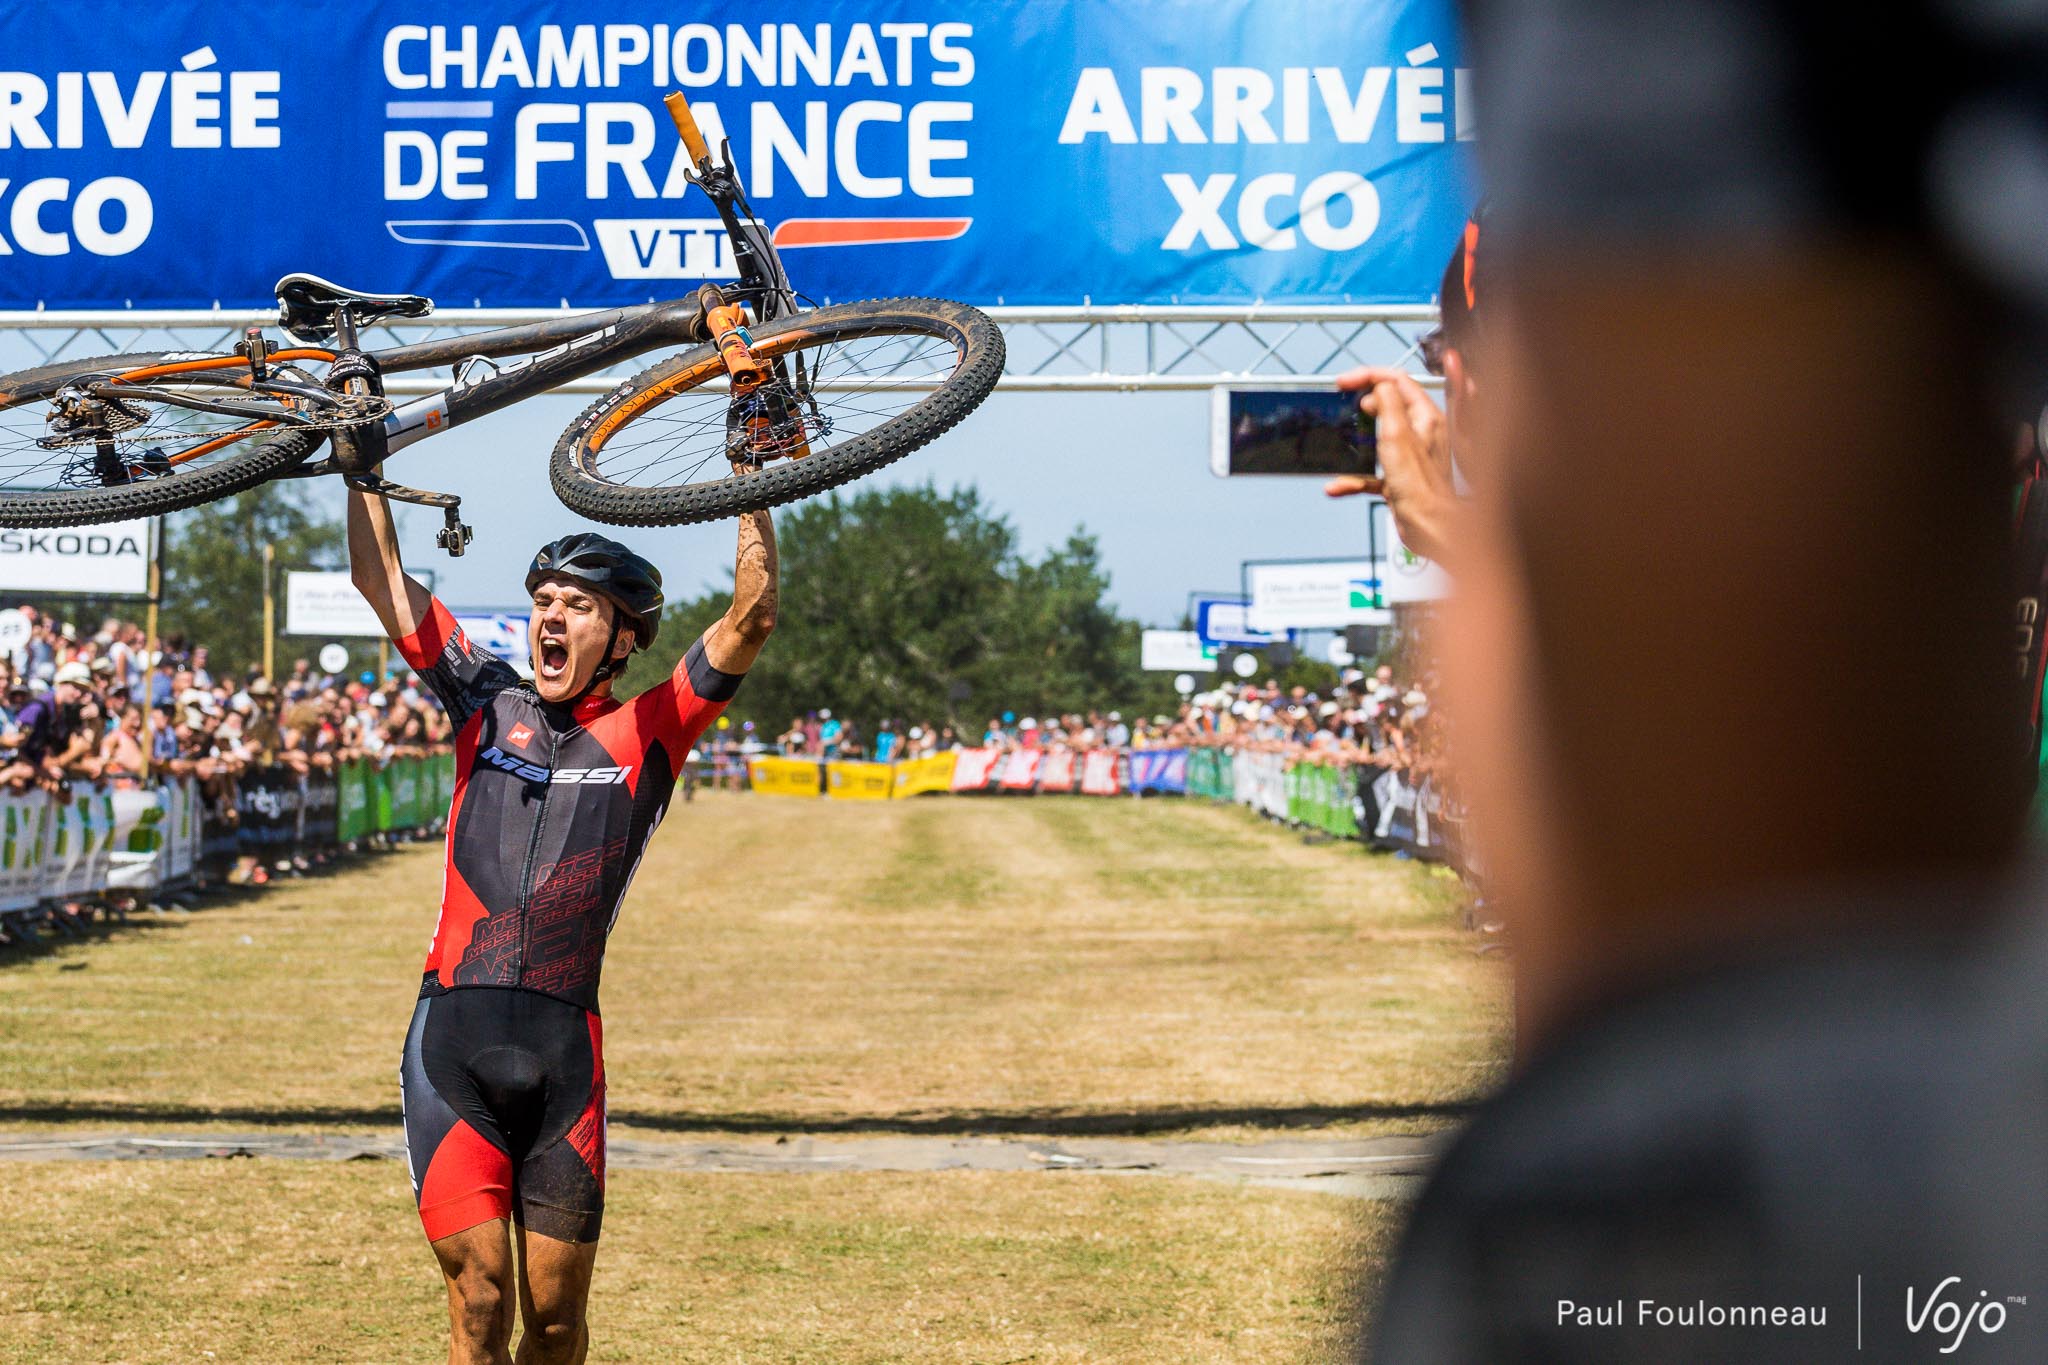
[0,794,1508,1140]
[0,1161,1397,1364]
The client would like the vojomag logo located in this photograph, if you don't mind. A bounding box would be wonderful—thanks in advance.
[1906,1277,2023,1354]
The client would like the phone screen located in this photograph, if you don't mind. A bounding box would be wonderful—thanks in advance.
[1216,389,1377,477]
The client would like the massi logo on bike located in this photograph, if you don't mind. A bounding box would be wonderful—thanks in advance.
[480,745,632,787]
[1906,1278,2025,1354]
[449,325,619,394]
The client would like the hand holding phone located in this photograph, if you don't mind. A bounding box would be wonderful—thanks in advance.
[1328,366,1459,567]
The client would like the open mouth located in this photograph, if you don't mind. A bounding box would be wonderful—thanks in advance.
[538,640,570,683]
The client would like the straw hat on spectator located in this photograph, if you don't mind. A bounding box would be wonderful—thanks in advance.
[53,662,91,687]
[177,688,218,726]
[248,677,276,699]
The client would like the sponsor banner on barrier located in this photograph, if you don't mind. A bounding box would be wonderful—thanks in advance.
[1037,750,1077,793]
[950,748,1000,791]
[998,750,1042,791]
[0,2,1471,309]
[0,521,153,597]
[0,792,49,911]
[749,755,822,797]
[890,753,957,798]
[337,761,373,842]
[1080,749,1122,796]
[824,760,893,800]
[1128,748,1189,794]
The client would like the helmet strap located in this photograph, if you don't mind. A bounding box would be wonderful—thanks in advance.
[575,615,626,703]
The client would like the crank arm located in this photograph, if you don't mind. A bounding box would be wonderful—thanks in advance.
[341,472,460,509]
[341,473,475,556]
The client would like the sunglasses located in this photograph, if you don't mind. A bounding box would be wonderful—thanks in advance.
[1418,327,1447,377]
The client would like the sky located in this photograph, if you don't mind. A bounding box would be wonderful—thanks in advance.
[359,386,1382,627]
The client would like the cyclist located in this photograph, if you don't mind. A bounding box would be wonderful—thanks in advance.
[348,476,777,1365]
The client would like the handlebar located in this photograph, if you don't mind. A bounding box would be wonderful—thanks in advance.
[665,92,712,168]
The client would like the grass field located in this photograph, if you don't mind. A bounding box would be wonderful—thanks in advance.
[0,1165,1393,1364]
[0,794,1508,1361]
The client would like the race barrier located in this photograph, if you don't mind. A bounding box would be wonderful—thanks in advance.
[0,753,456,943]
[732,742,1447,862]
[1080,750,1124,796]
[950,748,1001,792]
[999,750,1043,792]
[824,760,894,800]
[749,755,824,797]
[891,754,958,799]
[1128,749,1189,796]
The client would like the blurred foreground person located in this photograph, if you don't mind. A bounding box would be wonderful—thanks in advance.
[1368,2,2048,1360]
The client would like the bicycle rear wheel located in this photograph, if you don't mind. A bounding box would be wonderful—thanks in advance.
[550,297,1003,526]
[0,351,332,527]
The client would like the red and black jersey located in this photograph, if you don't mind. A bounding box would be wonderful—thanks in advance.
[397,598,739,1012]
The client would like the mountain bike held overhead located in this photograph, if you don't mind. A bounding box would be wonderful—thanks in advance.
[0,91,1003,549]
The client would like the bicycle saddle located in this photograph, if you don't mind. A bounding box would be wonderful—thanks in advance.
[274,273,434,344]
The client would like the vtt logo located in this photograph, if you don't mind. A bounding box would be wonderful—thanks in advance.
[1906,1277,2025,1354]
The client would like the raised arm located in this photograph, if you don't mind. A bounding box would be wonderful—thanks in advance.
[347,483,435,645]
[701,504,778,674]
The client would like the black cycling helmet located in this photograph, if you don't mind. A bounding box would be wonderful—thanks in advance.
[526,534,664,690]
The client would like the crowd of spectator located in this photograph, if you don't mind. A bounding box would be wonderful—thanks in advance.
[0,604,454,884]
[752,662,1439,786]
[1178,664,1443,785]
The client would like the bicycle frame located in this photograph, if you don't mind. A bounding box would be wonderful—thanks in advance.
[367,298,709,456]
[16,92,818,552]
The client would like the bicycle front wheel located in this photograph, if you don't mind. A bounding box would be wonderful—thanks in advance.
[550,297,1003,526]
[0,351,330,527]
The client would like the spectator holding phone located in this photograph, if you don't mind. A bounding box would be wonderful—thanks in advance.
[1325,213,1482,568]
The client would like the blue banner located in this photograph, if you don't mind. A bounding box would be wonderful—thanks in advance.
[1128,749,1189,795]
[0,1,1472,310]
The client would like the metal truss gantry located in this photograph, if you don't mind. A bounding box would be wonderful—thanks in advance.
[0,304,1440,394]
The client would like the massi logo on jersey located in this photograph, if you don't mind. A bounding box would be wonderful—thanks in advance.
[480,744,631,786]
[505,722,536,750]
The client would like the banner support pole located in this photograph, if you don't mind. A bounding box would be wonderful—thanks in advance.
[139,516,165,782]
[262,543,275,680]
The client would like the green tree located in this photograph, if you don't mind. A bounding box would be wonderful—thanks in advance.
[158,484,347,677]
[620,482,1179,730]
